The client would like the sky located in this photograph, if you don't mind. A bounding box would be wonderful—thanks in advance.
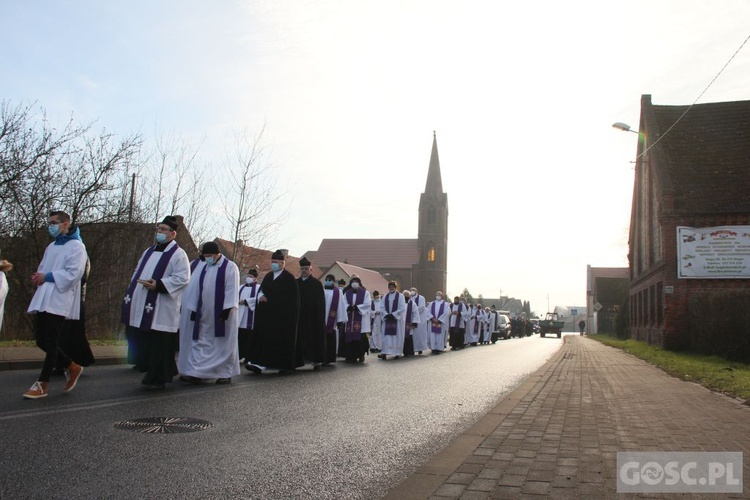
[2,1,749,314]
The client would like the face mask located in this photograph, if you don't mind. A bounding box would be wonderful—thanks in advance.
[48,224,61,238]
[351,282,360,289]
[436,295,442,301]
[271,263,280,272]
[374,297,380,302]
[155,233,167,244]
[205,256,215,266]
[246,277,255,284]
[324,280,333,287]
[410,290,417,296]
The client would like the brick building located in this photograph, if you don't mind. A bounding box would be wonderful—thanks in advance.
[628,95,750,349]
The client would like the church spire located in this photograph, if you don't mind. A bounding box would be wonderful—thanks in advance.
[424,131,444,194]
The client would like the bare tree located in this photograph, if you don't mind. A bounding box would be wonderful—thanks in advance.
[219,124,287,261]
[63,130,143,224]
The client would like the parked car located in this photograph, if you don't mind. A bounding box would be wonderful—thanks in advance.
[496,314,511,340]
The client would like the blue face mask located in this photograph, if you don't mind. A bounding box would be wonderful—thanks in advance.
[324,280,333,287]
[155,233,167,244]
[271,262,280,272]
[205,256,215,266]
[48,224,61,238]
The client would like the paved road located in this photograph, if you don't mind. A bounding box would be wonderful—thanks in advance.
[0,336,562,499]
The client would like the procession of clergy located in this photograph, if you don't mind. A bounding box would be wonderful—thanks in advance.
[22,214,505,398]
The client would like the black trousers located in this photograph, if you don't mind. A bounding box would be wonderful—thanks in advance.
[35,312,72,382]
[141,330,178,386]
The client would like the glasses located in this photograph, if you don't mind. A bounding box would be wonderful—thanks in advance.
[155,226,173,232]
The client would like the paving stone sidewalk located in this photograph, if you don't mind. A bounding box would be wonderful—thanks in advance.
[386,335,750,499]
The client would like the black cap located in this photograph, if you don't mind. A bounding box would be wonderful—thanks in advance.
[201,241,219,254]
[299,257,311,267]
[326,274,336,281]
[337,279,346,285]
[161,215,178,230]
[271,249,285,261]
[247,269,258,277]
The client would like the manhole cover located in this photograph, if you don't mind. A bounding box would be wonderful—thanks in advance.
[114,417,212,434]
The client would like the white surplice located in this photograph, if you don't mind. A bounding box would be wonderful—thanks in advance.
[178,256,240,379]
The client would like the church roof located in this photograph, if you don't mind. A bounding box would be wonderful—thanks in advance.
[305,238,419,270]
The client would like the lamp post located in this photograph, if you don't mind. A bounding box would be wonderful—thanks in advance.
[611,122,639,134]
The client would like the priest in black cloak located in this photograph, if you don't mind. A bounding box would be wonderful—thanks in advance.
[295,257,326,368]
[246,250,301,374]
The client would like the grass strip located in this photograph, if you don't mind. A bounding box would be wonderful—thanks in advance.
[589,333,750,403]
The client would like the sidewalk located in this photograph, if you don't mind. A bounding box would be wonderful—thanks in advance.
[385,335,750,499]
[0,344,126,371]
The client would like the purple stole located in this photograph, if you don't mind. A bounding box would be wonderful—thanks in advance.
[451,303,464,330]
[190,258,202,273]
[326,287,341,332]
[192,258,228,340]
[344,288,365,341]
[431,301,446,334]
[120,243,179,330]
[383,292,400,336]
[239,282,257,329]
[404,300,413,337]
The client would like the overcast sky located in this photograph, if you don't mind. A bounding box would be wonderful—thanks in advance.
[2,1,749,313]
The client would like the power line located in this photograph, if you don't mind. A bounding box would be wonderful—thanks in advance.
[637,33,750,160]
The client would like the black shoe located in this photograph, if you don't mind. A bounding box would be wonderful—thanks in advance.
[245,363,262,374]
[144,383,165,391]
[216,377,232,384]
[179,375,202,384]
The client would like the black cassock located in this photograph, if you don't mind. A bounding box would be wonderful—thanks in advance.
[296,277,327,365]
[249,269,301,370]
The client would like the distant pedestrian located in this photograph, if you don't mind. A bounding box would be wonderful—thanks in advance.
[402,290,420,356]
[369,290,383,353]
[409,287,429,355]
[24,211,88,399]
[579,319,586,335]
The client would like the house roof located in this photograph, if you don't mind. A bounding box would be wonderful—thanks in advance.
[305,238,419,270]
[214,239,323,280]
[325,261,390,294]
[643,96,750,213]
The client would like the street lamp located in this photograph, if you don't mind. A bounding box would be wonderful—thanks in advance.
[612,122,639,134]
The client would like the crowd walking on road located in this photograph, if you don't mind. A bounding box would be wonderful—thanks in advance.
[19,213,533,399]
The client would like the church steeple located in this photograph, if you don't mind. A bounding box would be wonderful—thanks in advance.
[424,131,444,194]
[416,132,448,299]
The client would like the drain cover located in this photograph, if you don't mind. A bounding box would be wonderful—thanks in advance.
[114,417,212,434]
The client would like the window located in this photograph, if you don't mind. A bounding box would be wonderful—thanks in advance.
[427,245,436,262]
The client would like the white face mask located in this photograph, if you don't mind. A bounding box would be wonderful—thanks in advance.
[436,295,442,301]
[351,282,360,290]
[245,277,255,284]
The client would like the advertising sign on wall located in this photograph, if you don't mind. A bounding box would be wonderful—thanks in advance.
[677,226,750,279]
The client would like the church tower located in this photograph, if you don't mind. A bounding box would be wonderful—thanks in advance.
[416,132,448,299]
